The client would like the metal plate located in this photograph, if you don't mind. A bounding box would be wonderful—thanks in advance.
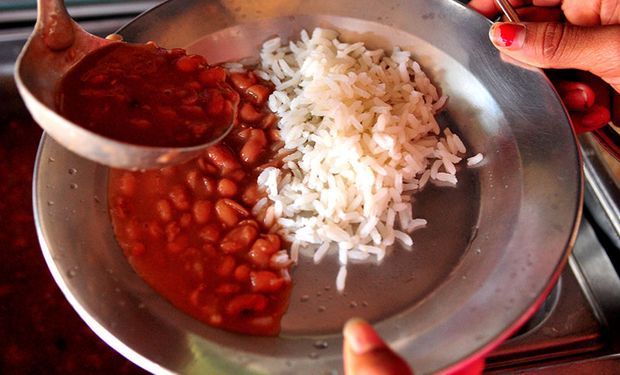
[32,0,582,373]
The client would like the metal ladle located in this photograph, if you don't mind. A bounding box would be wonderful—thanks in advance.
[15,0,234,170]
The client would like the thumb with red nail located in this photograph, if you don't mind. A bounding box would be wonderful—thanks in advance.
[469,0,620,134]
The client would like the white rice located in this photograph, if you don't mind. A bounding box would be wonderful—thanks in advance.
[256,28,483,292]
[467,153,484,166]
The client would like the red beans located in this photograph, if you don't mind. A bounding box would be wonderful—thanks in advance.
[245,84,270,106]
[215,198,250,228]
[220,224,259,254]
[228,169,246,182]
[108,67,290,336]
[167,234,188,253]
[131,242,146,257]
[223,199,249,216]
[165,222,181,242]
[85,73,107,84]
[262,113,278,130]
[111,196,130,220]
[267,126,281,142]
[248,248,270,268]
[180,104,205,118]
[199,224,221,243]
[240,129,267,165]
[146,221,163,239]
[180,213,192,227]
[185,169,201,191]
[241,183,261,206]
[248,234,284,268]
[125,220,142,240]
[216,283,241,296]
[169,185,190,210]
[189,284,212,308]
[230,72,257,91]
[156,199,174,222]
[181,90,198,105]
[189,259,205,280]
[193,200,213,224]
[266,234,282,251]
[239,103,264,123]
[217,178,238,197]
[250,271,284,293]
[238,219,260,228]
[215,199,240,227]
[175,54,207,73]
[59,44,235,148]
[234,264,251,283]
[202,243,218,258]
[206,144,240,175]
[225,293,268,316]
[203,176,217,195]
[119,172,137,196]
[161,165,178,177]
[250,238,275,255]
[199,66,227,85]
[197,157,219,175]
[206,90,225,116]
[217,256,236,277]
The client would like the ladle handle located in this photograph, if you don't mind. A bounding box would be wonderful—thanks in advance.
[37,0,76,51]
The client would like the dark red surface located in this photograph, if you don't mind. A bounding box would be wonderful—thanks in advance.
[58,43,237,148]
[0,116,146,375]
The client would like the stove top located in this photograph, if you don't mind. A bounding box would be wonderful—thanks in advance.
[486,135,620,373]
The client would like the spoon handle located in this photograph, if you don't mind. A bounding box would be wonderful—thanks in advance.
[494,0,521,23]
[37,0,76,51]
[37,0,69,19]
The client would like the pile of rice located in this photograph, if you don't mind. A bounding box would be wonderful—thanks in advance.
[254,28,482,291]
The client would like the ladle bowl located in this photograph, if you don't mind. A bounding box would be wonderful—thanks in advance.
[15,0,233,170]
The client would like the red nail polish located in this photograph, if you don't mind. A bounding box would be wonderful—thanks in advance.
[563,89,589,111]
[579,106,610,133]
[490,23,526,49]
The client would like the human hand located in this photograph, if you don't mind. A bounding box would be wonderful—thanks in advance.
[469,0,620,133]
[342,318,413,375]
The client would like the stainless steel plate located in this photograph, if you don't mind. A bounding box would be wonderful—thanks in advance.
[33,0,582,374]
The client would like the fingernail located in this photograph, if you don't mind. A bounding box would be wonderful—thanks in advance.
[563,89,590,110]
[489,22,526,49]
[581,106,610,131]
[343,318,384,355]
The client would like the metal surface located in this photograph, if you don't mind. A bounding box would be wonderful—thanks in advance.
[32,0,582,374]
[592,125,620,162]
[486,265,604,371]
[14,0,232,170]
[486,134,620,373]
[581,134,620,248]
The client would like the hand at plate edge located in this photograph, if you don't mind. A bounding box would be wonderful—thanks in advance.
[343,318,413,375]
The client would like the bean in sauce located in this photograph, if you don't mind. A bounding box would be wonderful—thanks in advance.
[108,71,292,336]
[57,42,238,148]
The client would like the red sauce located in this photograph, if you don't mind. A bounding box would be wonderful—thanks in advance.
[108,71,290,336]
[57,42,238,147]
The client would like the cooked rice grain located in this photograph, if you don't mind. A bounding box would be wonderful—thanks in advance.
[257,28,482,291]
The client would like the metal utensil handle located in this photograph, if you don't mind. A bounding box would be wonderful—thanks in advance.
[494,0,521,23]
[37,0,71,26]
